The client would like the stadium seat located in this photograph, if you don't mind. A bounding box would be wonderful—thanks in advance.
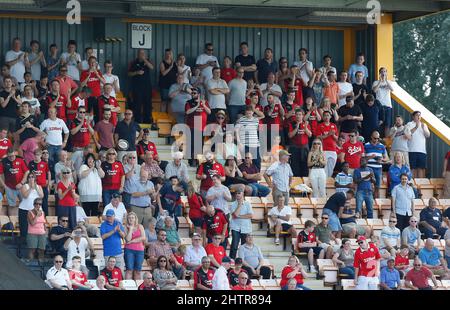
[430,178,445,197]
[259,279,279,290]
[86,279,97,287]
[45,216,58,228]
[121,280,138,290]
[250,279,262,290]
[176,279,191,290]
[93,258,105,275]
[341,279,356,290]
[135,280,144,287]
[441,280,450,288]
[91,238,104,250]
[316,259,335,276]
[294,197,315,219]
[413,178,435,199]
[375,198,392,219]
[87,216,101,225]
[413,199,426,218]
[246,197,266,225]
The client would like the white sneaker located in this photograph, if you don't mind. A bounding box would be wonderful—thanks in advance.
[310,266,317,273]
[275,238,280,245]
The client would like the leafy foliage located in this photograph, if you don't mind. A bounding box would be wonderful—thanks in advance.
[394,12,450,125]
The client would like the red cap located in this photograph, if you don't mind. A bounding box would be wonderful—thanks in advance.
[357,236,366,242]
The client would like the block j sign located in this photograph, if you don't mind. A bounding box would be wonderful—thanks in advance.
[131,23,152,49]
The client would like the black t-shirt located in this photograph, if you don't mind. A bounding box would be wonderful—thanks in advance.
[228,269,250,286]
[129,59,152,89]
[49,225,70,250]
[352,83,369,106]
[0,90,20,118]
[234,54,256,81]
[158,61,178,89]
[338,104,362,133]
[256,59,278,84]
[324,192,346,214]
[443,207,450,220]
[339,206,357,225]
[114,120,141,151]
[15,114,38,143]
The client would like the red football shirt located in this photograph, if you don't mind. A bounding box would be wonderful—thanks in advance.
[70,118,91,148]
[69,269,87,289]
[67,96,88,122]
[394,254,409,268]
[197,162,225,192]
[57,182,77,207]
[188,193,206,220]
[205,243,226,265]
[202,210,229,239]
[317,122,338,152]
[297,230,317,244]
[101,267,123,287]
[343,141,365,169]
[264,104,283,127]
[232,285,253,291]
[97,95,119,126]
[80,70,103,97]
[0,138,12,159]
[221,68,237,84]
[405,267,433,289]
[46,93,68,121]
[283,102,301,128]
[28,160,49,187]
[185,100,210,131]
[136,141,158,159]
[306,109,320,137]
[280,265,304,287]
[101,161,125,190]
[284,78,304,106]
[288,121,310,147]
[353,243,381,277]
[0,157,29,188]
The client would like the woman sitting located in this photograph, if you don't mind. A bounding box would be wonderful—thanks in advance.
[223,156,253,196]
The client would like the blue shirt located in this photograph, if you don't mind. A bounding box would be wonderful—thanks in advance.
[256,58,278,84]
[100,220,125,256]
[391,184,415,216]
[353,167,374,191]
[335,172,353,193]
[418,247,442,266]
[420,207,443,229]
[229,200,253,234]
[388,164,412,191]
[364,142,387,169]
[380,267,401,289]
[129,179,154,207]
[348,64,369,84]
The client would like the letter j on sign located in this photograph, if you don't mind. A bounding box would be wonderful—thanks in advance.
[131,23,152,49]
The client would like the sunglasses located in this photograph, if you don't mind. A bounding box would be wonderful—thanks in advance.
[389,221,397,223]
[62,172,71,174]
[245,157,251,159]
[55,261,63,263]
[414,264,421,267]
[107,153,116,155]
[217,116,225,119]
[34,203,42,206]
[349,135,355,137]
[410,220,417,223]
[60,70,68,72]
[313,142,321,145]
[207,49,214,51]
[191,92,198,95]
[79,111,86,114]
[61,219,69,222]
[358,241,364,245]
[322,217,329,220]
[159,260,167,262]
[42,152,49,154]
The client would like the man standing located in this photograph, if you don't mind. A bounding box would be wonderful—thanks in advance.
[348,53,369,85]
[287,110,311,177]
[392,173,415,231]
[100,149,125,206]
[338,96,363,141]
[0,148,29,216]
[353,236,381,290]
[206,174,232,217]
[100,209,126,272]
[128,168,155,225]
[255,48,277,85]
[206,67,229,122]
[235,106,263,170]
[353,158,375,218]
[128,49,155,126]
[94,109,115,151]
[196,151,225,197]
[264,150,293,205]
[406,111,430,178]
[0,77,21,132]
[364,130,389,198]
[202,206,229,249]
[352,71,369,107]
[46,79,68,122]
[293,48,314,86]
[55,65,78,106]
[318,110,338,177]
[260,72,282,107]
[70,106,97,172]
[227,67,247,123]
[360,95,384,143]
[388,115,411,166]
[234,42,256,81]
[114,109,142,162]
[59,40,82,82]
[372,67,394,137]
[229,189,253,259]
[97,83,120,126]
[5,37,29,84]
[196,43,219,82]
[340,130,365,174]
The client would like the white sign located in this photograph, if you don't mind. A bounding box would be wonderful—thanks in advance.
[131,23,152,49]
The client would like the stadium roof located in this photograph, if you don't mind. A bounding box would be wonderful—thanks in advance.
[2,0,449,26]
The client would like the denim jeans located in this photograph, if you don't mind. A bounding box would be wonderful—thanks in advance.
[47,144,62,179]
[102,189,119,207]
[339,266,355,278]
[445,255,450,269]
[356,190,374,218]
[248,183,271,197]
[228,105,245,124]
[230,230,248,259]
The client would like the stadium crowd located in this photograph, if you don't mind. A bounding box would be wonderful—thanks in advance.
[0,37,449,290]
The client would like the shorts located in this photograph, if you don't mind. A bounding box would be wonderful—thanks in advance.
[299,246,323,256]
[5,186,20,207]
[319,243,341,252]
[281,223,293,232]
[342,222,366,236]
[27,234,47,250]
[124,248,145,271]
[409,152,427,169]
[190,217,204,227]
[431,268,448,277]
[371,167,382,188]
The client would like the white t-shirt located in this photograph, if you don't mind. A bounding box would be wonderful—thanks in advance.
[46,266,70,288]
[178,64,191,84]
[21,96,41,114]
[293,60,314,83]
[28,51,42,81]
[206,78,228,110]
[60,52,82,81]
[5,50,26,83]
[337,81,353,107]
[268,206,292,225]
[66,238,89,267]
[207,185,231,215]
[406,121,428,154]
[39,118,69,146]
[75,206,88,223]
[372,80,392,108]
[196,54,219,81]
[103,73,120,98]
[228,78,247,106]
[18,185,41,211]
[259,83,282,107]
[102,202,127,223]
[212,265,230,290]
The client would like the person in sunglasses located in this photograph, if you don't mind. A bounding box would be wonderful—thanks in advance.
[64,225,95,276]
[405,258,438,290]
[46,255,73,290]
[26,197,47,260]
[364,130,389,198]
[70,106,97,172]
[380,215,401,257]
[353,235,381,290]
[49,216,71,256]
[196,43,219,82]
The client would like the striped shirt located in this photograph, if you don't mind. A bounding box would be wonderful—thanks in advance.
[364,142,387,169]
[236,116,260,147]
[334,172,353,193]
[380,226,401,248]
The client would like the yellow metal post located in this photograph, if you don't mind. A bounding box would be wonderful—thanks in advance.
[375,14,394,79]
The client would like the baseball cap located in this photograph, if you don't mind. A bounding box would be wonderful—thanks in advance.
[279,150,291,157]
[111,193,121,199]
[222,256,231,263]
[234,257,243,265]
[105,209,115,217]
[357,236,366,242]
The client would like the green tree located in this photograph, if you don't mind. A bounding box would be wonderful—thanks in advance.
[394,12,450,125]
